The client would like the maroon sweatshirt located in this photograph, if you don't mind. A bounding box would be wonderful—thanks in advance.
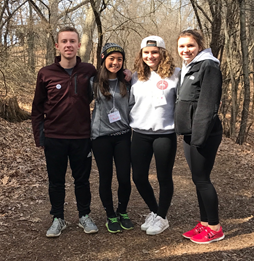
[31,56,96,147]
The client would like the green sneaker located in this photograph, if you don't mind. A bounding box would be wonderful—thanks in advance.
[117,213,134,230]
[46,218,66,237]
[106,217,122,233]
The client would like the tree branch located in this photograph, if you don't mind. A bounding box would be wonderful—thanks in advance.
[195,1,213,24]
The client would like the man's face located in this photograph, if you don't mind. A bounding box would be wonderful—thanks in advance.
[55,31,81,60]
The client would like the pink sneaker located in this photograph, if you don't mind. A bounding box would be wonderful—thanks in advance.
[190,226,225,244]
[182,222,206,239]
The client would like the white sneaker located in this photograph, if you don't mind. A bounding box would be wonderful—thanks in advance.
[146,215,169,235]
[141,212,156,231]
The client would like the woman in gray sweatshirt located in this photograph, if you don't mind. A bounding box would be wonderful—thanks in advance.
[91,43,133,234]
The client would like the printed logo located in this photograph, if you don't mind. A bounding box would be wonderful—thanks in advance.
[56,84,62,89]
[156,80,168,90]
[106,47,123,54]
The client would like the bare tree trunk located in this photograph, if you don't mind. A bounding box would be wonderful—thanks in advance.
[27,2,35,73]
[208,0,222,57]
[236,0,250,144]
[90,0,104,69]
[46,0,58,65]
[190,0,223,58]
[80,4,97,63]
[249,0,254,127]
[190,0,203,31]
[224,7,237,137]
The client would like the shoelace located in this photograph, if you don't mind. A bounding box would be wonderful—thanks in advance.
[195,224,205,233]
[51,219,62,229]
[119,213,130,220]
[145,213,154,222]
[206,229,216,238]
[153,218,165,228]
[108,217,118,223]
[82,216,94,226]
[201,227,216,239]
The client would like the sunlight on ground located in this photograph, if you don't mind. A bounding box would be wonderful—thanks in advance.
[226,215,253,225]
[148,232,254,259]
[19,102,32,112]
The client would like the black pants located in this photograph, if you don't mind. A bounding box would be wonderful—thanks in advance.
[92,132,131,217]
[131,131,177,219]
[183,134,222,225]
[44,137,92,219]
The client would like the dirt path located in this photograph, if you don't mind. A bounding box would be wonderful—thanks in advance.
[0,119,254,261]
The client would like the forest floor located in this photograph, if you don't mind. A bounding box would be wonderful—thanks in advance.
[0,116,254,261]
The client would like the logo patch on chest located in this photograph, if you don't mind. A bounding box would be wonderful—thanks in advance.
[56,84,62,89]
[156,80,168,90]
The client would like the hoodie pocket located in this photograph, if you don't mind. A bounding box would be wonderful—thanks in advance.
[175,100,195,135]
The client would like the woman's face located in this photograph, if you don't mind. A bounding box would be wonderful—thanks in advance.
[105,52,123,76]
[178,36,202,64]
[142,46,161,71]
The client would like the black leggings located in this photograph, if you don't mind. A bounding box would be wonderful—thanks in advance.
[183,134,222,225]
[92,132,131,217]
[131,131,177,219]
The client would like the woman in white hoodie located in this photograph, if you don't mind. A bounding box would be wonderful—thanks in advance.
[175,29,225,244]
[129,36,180,235]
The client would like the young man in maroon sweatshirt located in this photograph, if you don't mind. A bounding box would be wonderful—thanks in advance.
[32,26,98,237]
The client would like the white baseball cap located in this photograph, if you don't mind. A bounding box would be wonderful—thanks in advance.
[140,36,165,49]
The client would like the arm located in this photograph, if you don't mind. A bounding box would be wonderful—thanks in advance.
[31,70,47,147]
[128,72,138,112]
[191,61,222,147]
[123,69,132,82]
[89,76,95,103]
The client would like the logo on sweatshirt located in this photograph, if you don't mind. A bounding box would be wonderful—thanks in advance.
[156,80,168,90]
[56,84,62,89]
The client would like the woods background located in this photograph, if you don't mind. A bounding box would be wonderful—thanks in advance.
[0,0,253,145]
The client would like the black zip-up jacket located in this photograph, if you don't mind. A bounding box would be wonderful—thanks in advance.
[174,59,222,148]
[31,56,96,147]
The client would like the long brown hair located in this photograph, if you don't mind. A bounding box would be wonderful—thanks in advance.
[134,47,175,81]
[93,62,127,100]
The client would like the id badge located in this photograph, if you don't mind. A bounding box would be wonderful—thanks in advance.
[108,110,121,123]
[153,94,167,107]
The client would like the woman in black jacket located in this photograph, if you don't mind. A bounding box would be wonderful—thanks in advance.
[175,29,225,244]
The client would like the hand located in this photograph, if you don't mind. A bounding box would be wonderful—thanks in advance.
[123,69,132,82]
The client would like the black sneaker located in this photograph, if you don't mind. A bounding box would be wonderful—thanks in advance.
[117,213,134,230]
[106,217,122,233]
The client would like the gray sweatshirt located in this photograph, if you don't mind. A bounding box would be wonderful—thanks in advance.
[91,78,132,139]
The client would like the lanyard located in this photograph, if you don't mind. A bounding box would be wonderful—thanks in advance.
[110,80,118,111]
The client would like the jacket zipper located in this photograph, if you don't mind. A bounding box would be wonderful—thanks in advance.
[74,74,77,94]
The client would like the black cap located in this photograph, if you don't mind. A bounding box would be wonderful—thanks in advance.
[101,43,125,65]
